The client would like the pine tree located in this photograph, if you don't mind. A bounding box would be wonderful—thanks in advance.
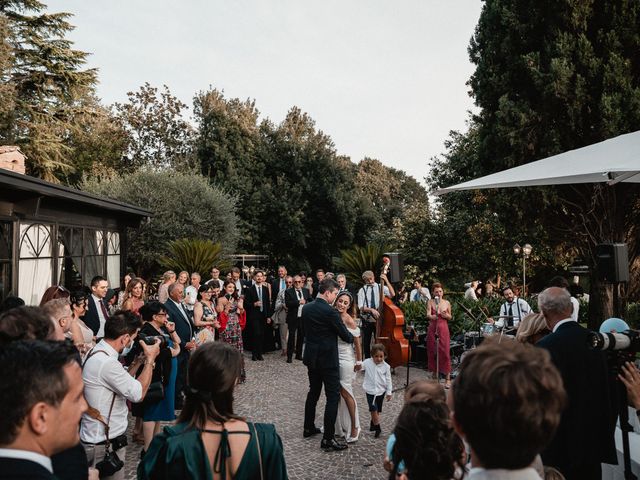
[0,0,97,182]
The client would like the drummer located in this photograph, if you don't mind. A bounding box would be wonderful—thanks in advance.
[487,285,532,331]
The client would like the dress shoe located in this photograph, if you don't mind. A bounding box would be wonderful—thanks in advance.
[295,355,303,360]
[369,421,375,431]
[321,438,348,451]
[286,357,292,363]
[303,427,321,438]
[257,355,264,361]
[251,355,258,361]
[374,424,382,438]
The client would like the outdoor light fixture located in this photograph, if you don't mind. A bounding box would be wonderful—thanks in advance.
[513,243,533,295]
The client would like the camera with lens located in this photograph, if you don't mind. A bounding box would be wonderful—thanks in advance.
[587,329,640,353]
[95,449,124,477]
[138,332,169,347]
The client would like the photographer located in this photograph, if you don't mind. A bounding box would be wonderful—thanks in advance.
[80,311,160,480]
[129,302,181,452]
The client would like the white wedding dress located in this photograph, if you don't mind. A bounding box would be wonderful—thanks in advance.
[335,326,361,441]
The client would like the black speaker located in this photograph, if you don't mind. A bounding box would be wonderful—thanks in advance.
[383,252,404,283]
[595,243,629,283]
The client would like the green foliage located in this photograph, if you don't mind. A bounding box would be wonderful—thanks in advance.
[194,89,396,270]
[81,170,238,278]
[159,239,232,276]
[0,0,98,182]
[113,83,196,172]
[333,244,389,288]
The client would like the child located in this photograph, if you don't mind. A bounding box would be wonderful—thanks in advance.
[362,343,392,438]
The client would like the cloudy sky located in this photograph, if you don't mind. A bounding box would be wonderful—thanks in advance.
[48,0,483,184]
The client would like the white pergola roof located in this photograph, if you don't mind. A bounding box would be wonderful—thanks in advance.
[434,130,640,195]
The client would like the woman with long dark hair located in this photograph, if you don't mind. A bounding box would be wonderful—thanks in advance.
[139,342,288,480]
[216,280,246,381]
[121,277,146,316]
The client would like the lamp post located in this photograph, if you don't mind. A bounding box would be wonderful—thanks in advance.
[513,243,533,295]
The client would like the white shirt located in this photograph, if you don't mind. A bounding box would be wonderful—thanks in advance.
[496,297,531,328]
[0,448,52,473]
[464,287,478,301]
[357,283,391,311]
[92,293,108,338]
[570,296,579,322]
[409,287,431,302]
[80,340,143,443]
[362,358,392,396]
[553,317,574,333]
[184,285,198,310]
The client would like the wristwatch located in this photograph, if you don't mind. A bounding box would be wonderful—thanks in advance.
[144,360,156,368]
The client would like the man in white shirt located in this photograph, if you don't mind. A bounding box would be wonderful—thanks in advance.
[490,286,531,330]
[205,266,224,290]
[409,279,431,302]
[0,340,87,480]
[184,272,201,312]
[80,311,160,480]
[84,276,110,338]
[464,281,479,301]
[357,270,394,359]
[449,340,566,480]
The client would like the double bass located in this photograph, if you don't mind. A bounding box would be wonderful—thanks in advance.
[376,257,410,369]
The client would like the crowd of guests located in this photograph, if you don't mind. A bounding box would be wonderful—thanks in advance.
[0,264,640,480]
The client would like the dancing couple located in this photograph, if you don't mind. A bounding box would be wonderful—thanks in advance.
[302,279,362,451]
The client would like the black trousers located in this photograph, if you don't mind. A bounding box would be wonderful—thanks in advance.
[287,317,304,359]
[304,366,340,441]
[250,314,266,357]
[361,320,376,359]
[174,351,189,406]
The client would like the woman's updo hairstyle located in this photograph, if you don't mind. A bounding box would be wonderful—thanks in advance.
[391,397,464,480]
[178,342,244,428]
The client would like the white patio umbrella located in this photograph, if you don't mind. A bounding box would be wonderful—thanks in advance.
[434,130,640,195]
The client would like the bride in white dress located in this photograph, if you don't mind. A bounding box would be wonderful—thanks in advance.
[334,291,363,442]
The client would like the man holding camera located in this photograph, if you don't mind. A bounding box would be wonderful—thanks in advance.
[537,287,617,480]
[80,311,160,480]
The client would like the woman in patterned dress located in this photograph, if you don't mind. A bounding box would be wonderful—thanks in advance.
[193,284,220,345]
[217,280,247,381]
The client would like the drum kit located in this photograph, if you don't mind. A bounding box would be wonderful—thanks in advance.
[458,303,516,351]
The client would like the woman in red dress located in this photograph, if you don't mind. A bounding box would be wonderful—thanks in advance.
[426,283,452,388]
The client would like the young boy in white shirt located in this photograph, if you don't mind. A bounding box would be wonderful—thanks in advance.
[362,343,392,438]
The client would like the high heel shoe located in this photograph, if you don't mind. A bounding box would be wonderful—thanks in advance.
[346,426,361,443]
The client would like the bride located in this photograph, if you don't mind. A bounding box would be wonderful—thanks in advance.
[334,291,362,443]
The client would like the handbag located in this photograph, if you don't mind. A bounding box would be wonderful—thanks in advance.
[145,380,165,403]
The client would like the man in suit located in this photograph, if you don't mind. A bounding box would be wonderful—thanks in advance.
[163,282,196,408]
[285,274,313,363]
[0,340,87,480]
[537,287,617,480]
[302,278,354,451]
[450,340,566,480]
[244,270,272,361]
[271,265,288,309]
[83,275,110,337]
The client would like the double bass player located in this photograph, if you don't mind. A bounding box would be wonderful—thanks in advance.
[357,270,395,359]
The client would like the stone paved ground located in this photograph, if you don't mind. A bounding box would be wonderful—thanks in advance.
[123,350,432,479]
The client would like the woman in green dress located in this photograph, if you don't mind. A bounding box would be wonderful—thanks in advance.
[138,342,288,480]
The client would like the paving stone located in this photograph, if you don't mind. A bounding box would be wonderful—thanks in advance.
[123,350,432,479]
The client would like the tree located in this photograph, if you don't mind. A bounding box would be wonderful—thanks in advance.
[81,170,239,278]
[0,0,98,182]
[113,83,196,172]
[451,0,640,325]
[0,14,15,133]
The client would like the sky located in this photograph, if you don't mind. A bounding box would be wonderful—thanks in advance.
[47,0,483,185]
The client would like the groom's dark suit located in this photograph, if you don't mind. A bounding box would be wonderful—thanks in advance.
[302,297,354,442]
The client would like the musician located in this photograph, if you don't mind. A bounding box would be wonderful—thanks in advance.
[426,283,452,389]
[357,270,394,359]
[488,286,531,331]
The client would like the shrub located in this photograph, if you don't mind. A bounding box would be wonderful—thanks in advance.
[82,170,238,277]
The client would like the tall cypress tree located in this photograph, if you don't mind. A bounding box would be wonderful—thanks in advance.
[0,0,97,182]
[467,0,640,324]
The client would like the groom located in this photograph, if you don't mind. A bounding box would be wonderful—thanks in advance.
[302,278,354,451]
